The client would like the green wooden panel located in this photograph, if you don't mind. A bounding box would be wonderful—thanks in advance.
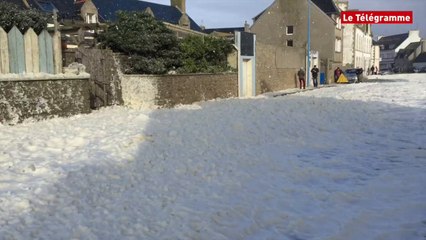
[8,26,25,73]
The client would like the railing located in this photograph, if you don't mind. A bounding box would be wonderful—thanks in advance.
[0,26,62,74]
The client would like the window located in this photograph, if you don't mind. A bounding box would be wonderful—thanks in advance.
[287,40,293,47]
[86,13,97,24]
[286,26,294,35]
[336,17,341,30]
[335,38,342,52]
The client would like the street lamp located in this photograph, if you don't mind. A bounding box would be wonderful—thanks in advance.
[307,0,311,88]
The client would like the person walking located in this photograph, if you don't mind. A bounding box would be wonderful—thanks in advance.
[311,65,319,87]
[370,66,375,75]
[297,67,306,89]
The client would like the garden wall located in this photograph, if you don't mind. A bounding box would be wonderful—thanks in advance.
[0,74,90,125]
[121,73,238,108]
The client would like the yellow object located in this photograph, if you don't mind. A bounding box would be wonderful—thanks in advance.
[337,74,348,83]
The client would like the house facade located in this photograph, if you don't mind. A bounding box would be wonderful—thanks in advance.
[371,44,381,72]
[250,0,340,93]
[394,40,426,72]
[376,30,421,71]
[335,0,373,71]
[92,0,205,38]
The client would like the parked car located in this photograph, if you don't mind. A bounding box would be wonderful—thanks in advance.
[380,69,392,75]
[344,69,360,83]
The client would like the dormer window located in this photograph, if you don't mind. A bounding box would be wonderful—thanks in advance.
[86,13,97,24]
[35,0,57,13]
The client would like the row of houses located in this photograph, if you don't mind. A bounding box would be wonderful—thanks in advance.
[375,30,426,73]
[5,0,422,92]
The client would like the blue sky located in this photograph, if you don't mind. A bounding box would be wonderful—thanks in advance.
[142,0,426,38]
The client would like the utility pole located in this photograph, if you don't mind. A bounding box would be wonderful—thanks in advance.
[307,0,311,88]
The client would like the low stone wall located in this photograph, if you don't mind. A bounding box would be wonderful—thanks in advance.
[121,73,238,108]
[0,74,91,125]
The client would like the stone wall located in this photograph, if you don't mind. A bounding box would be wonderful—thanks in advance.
[121,73,238,108]
[0,74,90,125]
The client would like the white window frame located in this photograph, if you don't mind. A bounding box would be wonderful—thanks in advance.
[86,13,97,24]
[286,26,294,35]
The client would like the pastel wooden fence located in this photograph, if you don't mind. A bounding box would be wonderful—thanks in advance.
[0,26,62,74]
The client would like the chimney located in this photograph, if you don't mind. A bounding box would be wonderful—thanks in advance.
[408,30,419,37]
[22,0,30,8]
[171,0,186,13]
[244,21,250,32]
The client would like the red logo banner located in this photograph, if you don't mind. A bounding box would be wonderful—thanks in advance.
[341,11,413,24]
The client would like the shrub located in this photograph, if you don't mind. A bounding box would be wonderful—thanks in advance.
[0,2,49,33]
[99,11,181,74]
[179,35,234,73]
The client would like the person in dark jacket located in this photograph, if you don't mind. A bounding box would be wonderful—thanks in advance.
[297,68,306,89]
[311,65,319,87]
[356,68,364,82]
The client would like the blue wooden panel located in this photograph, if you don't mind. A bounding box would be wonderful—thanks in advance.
[8,27,25,73]
[45,32,54,74]
[38,30,54,74]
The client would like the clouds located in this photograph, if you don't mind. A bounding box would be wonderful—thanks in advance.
[142,0,425,37]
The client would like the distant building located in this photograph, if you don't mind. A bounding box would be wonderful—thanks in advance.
[394,40,426,72]
[92,0,205,38]
[371,43,381,72]
[249,0,341,93]
[413,51,426,70]
[375,30,421,71]
[335,0,373,71]
[5,0,205,39]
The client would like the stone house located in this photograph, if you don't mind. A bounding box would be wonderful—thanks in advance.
[335,0,374,72]
[394,40,426,72]
[91,0,205,38]
[250,0,341,93]
[376,30,421,71]
[5,0,204,41]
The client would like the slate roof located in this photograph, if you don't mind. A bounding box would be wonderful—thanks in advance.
[396,41,421,58]
[204,27,245,34]
[253,0,339,22]
[91,0,203,32]
[376,33,409,50]
[311,0,339,15]
[3,0,28,9]
[2,0,202,32]
[414,52,426,63]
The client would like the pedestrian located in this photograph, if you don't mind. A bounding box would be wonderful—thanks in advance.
[311,65,319,87]
[334,67,342,82]
[370,66,375,75]
[374,66,378,75]
[356,68,364,82]
[297,67,306,89]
